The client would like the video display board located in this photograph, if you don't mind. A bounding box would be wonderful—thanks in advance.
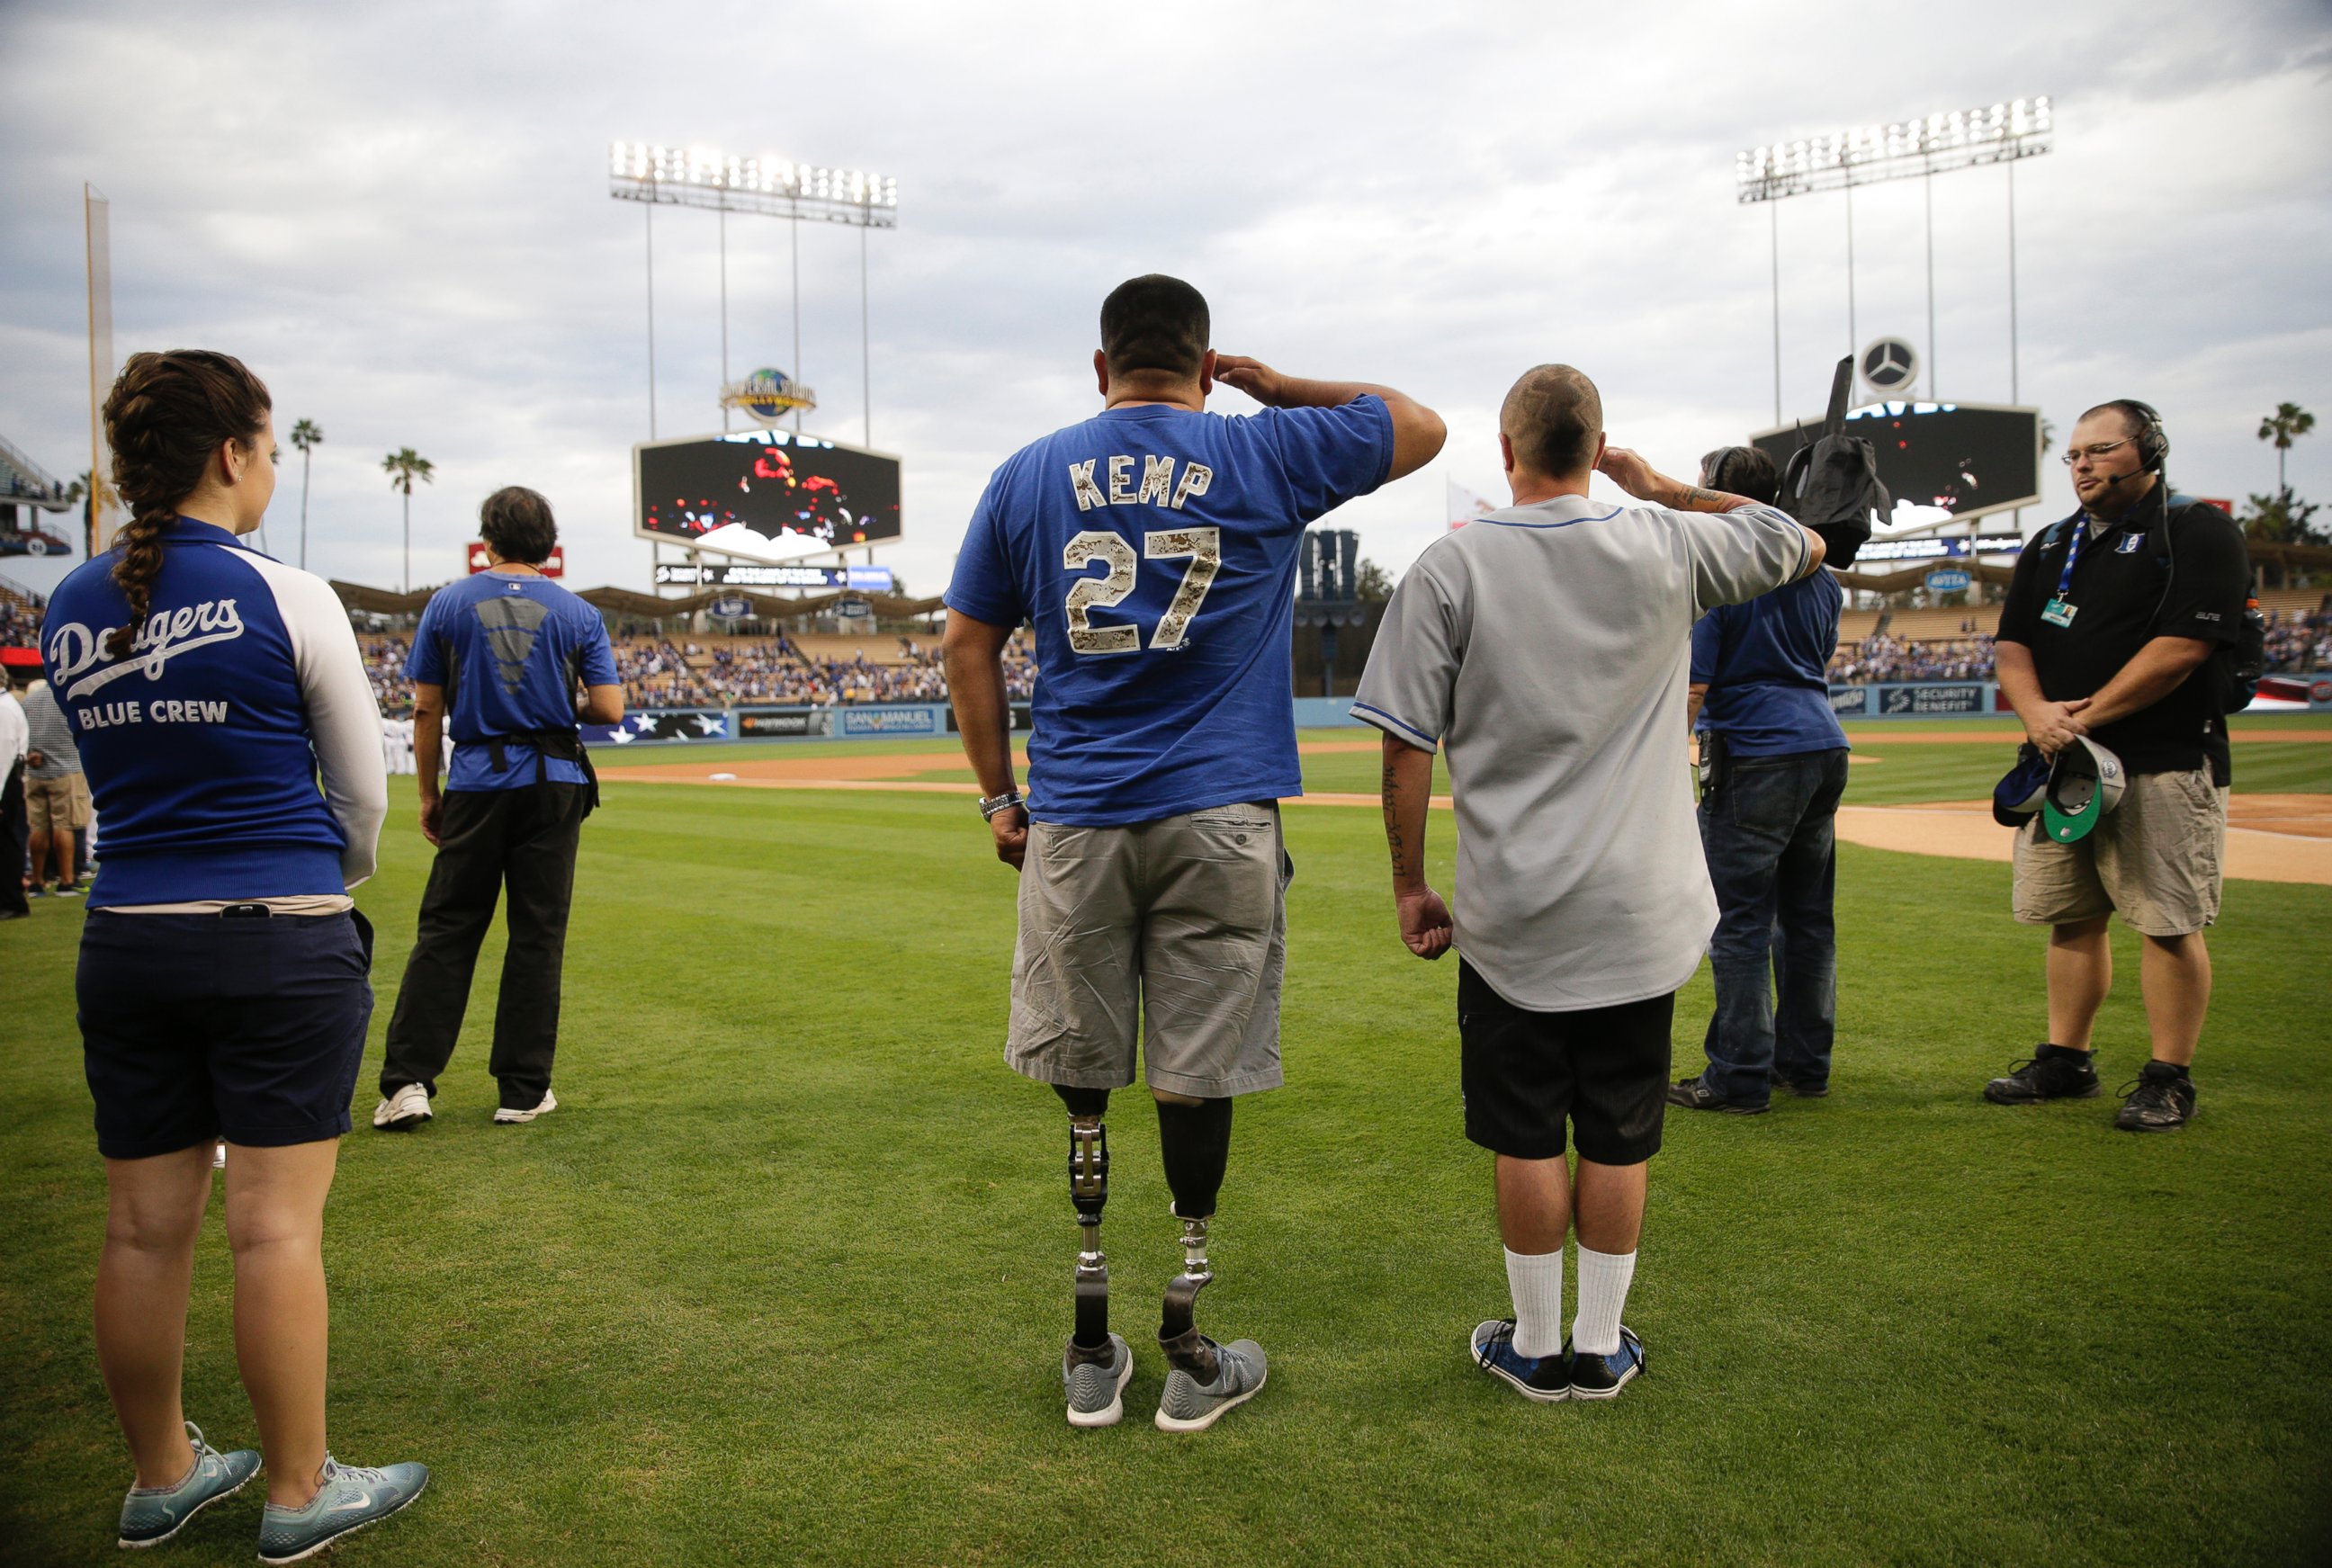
[634,429,901,563]
[1752,402,2040,527]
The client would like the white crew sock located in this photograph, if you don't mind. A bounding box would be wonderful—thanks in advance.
[1572,1244,1637,1357]
[1503,1247,1565,1358]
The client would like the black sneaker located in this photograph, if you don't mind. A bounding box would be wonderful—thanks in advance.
[1770,1071,1831,1098]
[1667,1077,1768,1116]
[1567,1326,1646,1401]
[1983,1045,2100,1105]
[2114,1062,2196,1132]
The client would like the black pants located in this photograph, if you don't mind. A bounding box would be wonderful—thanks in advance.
[1,761,28,916]
[381,784,588,1108]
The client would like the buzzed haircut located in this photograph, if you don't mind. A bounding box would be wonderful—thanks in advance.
[1100,274,1210,381]
[479,486,559,566]
[2077,400,2148,438]
[1501,364,1602,480]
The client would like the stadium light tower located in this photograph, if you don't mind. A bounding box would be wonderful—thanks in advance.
[1736,98,2052,420]
[609,142,899,443]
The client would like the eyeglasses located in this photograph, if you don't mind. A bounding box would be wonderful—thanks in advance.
[2061,437,2134,466]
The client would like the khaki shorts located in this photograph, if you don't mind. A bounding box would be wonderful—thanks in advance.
[1007,802,1292,1098]
[26,772,93,832]
[2012,767,2227,936]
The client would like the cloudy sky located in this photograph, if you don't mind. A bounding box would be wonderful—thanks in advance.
[2,0,2327,602]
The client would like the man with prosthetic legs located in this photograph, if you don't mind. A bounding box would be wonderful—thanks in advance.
[944,274,1445,1429]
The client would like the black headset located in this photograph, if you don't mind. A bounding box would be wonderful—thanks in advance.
[2109,398,2170,475]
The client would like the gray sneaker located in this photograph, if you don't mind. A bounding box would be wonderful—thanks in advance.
[256,1456,427,1564]
[1063,1332,1134,1428]
[1154,1338,1267,1432]
[117,1421,260,1548]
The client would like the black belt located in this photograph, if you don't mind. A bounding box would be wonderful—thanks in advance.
[484,729,599,814]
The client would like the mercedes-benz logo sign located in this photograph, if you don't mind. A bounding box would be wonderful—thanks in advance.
[1861,336,1919,395]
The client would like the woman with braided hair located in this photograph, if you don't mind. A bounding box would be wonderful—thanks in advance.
[39,350,426,1561]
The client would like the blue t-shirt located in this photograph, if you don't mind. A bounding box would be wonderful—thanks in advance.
[1691,569,1849,757]
[946,397,1395,826]
[405,571,619,791]
[40,517,386,906]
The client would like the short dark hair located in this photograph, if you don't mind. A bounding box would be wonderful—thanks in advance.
[2077,400,2149,440]
[1700,445,1779,505]
[1099,274,1209,380]
[1500,364,1602,479]
[479,486,557,566]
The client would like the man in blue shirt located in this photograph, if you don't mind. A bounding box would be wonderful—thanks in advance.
[373,488,621,1131]
[1671,445,1852,1115]
[944,274,1443,1431]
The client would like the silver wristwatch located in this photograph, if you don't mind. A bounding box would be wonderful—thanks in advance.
[979,789,1024,821]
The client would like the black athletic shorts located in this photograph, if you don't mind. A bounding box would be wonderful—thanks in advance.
[79,909,375,1160]
[1458,959,1673,1164]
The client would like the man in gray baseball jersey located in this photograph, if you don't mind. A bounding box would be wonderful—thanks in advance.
[1352,363,1825,1403]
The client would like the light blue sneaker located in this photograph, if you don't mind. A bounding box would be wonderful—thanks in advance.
[1153,1338,1267,1432]
[117,1421,260,1548]
[256,1456,427,1564]
[1064,1332,1135,1428]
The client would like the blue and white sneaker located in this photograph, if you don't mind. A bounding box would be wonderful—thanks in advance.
[1063,1332,1135,1428]
[1471,1319,1570,1403]
[117,1421,260,1548]
[1154,1338,1267,1432]
[256,1456,428,1564]
[1567,1325,1646,1401]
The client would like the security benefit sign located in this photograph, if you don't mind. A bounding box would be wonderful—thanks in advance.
[1879,683,1987,715]
[580,709,731,746]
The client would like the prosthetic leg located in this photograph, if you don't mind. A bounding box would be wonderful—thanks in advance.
[1058,1087,1114,1369]
[1155,1097,1234,1382]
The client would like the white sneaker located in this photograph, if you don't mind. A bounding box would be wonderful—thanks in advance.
[492,1089,557,1124]
[372,1083,434,1131]
[211,1140,227,1170]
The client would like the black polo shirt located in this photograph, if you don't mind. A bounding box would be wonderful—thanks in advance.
[1996,483,2248,783]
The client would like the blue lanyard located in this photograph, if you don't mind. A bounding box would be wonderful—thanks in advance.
[2052,520,2091,603]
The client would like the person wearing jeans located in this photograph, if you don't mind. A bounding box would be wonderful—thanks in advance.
[1671,445,1850,1116]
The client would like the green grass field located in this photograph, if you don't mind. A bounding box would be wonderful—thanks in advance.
[4,723,2330,1565]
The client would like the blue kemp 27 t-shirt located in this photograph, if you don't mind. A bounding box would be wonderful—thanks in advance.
[405,571,619,791]
[946,397,1395,826]
[1691,568,1849,757]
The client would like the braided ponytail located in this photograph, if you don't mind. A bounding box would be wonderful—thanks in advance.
[99,350,273,659]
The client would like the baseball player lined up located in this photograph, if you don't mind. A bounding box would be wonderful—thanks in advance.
[943,274,1444,1432]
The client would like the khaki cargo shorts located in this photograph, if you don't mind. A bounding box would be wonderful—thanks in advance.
[1007,802,1292,1098]
[27,771,93,832]
[2012,767,2227,936]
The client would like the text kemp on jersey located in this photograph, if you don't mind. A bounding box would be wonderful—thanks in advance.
[1069,455,1215,512]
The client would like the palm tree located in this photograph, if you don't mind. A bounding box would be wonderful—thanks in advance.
[381,447,435,593]
[291,420,324,570]
[2257,402,2315,493]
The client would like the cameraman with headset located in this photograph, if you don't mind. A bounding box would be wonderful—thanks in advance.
[1985,400,2251,1132]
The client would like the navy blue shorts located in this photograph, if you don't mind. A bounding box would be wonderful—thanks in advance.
[78,909,374,1160]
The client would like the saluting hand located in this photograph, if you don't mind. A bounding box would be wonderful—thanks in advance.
[1397,885,1454,960]
[1214,354,1288,408]
[991,803,1028,872]
[1594,445,1661,500]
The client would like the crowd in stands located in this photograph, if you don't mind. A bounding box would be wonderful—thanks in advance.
[2263,606,2332,675]
[1827,634,1998,684]
[354,631,1043,717]
[1,592,43,650]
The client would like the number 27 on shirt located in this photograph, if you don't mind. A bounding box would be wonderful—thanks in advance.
[1063,527,1221,655]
